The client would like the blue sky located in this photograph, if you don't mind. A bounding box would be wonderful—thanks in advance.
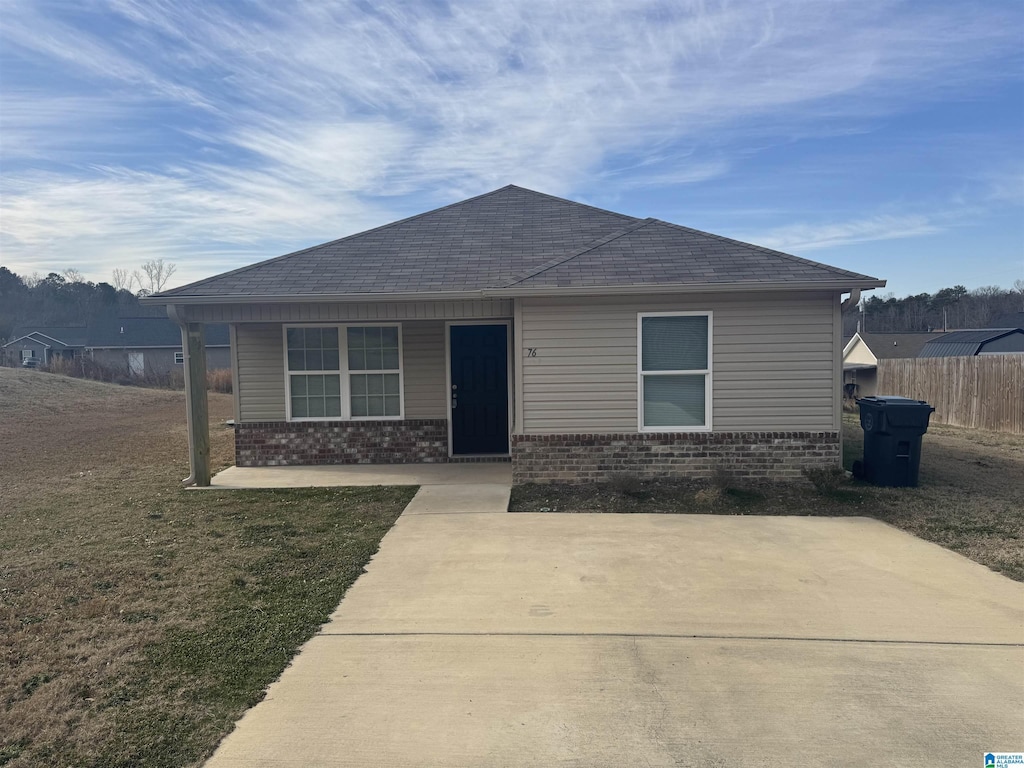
[1,0,1021,298]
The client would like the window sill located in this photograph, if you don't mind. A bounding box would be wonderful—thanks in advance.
[286,416,406,423]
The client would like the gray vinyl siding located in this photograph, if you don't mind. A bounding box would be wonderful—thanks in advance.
[6,338,49,363]
[234,320,448,422]
[235,324,286,421]
[519,292,839,434]
[401,321,447,419]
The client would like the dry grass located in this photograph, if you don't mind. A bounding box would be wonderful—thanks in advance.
[0,368,413,767]
[206,367,232,393]
[511,413,1024,581]
[39,356,233,393]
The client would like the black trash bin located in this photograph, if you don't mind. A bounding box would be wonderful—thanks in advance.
[855,396,935,487]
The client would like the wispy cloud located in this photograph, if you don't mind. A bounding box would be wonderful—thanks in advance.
[0,0,1021,286]
[748,213,946,252]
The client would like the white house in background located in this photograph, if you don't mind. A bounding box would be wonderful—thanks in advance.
[842,331,944,397]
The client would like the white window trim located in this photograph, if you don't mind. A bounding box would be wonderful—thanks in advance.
[174,351,184,365]
[637,311,713,432]
[21,349,36,361]
[282,323,405,422]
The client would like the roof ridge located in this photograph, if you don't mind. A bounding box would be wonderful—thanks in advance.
[155,185,522,298]
[651,219,874,281]
[502,185,639,224]
[157,185,639,298]
[504,217,656,287]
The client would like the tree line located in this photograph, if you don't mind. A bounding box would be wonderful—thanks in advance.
[2,260,1020,343]
[0,260,178,342]
[843,282,1024,336]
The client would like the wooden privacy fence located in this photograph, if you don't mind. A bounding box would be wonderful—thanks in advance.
[877,356,1024,434]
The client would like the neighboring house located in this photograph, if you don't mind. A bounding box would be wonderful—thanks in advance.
[84,318,231,376]
[3,318,230,375]
[988,310,1024,329]
[147,185,884,486]
[919,328,1024,358]
[842,331,944,397]
[1,327,89,367]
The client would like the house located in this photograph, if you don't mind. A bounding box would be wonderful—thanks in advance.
[84,317,231,375]
[3,317,231,375]
[146,185,884,486]
[2,327,88,367]
[919,328,1024,358]
[841,331,944,397]
[987,310,1024,329]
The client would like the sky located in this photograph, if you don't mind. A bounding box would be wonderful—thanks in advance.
[1,0,1022,299]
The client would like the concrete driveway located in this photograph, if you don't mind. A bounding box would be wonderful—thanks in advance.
[206,488,1024,767]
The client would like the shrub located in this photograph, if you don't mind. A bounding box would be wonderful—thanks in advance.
[41,356,231,392]
[803,466,847,494]
[207,368,233,394]
[44,355,125,384]
[694,486,723,507]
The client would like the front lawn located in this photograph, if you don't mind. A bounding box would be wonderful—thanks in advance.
[511,413,1024,582]
[0,369,414,767]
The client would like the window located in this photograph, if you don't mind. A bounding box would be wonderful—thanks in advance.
[284,325,403,421]
[174,352,184,365]
[346,327,401,417]
[21,350,35,361]
[638,312,711,430]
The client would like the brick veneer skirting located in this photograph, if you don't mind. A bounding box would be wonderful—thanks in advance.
[511,431,841,484]
[235,420,449,466]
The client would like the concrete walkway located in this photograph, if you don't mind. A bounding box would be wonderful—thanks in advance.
[205,501,1024,766]
[208,462,511,489]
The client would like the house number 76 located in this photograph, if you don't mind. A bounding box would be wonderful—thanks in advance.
[526,348,537,357]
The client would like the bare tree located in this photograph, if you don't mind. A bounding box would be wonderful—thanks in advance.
[61,268,86,283]
[111,268,134,291]
[137,259,177,293]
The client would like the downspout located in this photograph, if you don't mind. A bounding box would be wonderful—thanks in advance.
[168,304,196,487]
[841,288,861,311]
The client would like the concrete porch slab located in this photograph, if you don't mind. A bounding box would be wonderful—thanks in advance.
[208,462,512,489]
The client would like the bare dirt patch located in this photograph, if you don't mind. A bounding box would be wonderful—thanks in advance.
[511,414,1024,581]
[0,368,413,767]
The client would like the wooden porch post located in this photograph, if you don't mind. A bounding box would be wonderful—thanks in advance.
[185,322,211,486]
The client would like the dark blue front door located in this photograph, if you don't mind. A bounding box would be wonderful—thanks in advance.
[450,324,509,455]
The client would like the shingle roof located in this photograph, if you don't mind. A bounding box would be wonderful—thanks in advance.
[919,328,1024,358]
[510,219,876,288]
[86,318,229,347]
[6,327,89,348]
[5,320,228,348]
[155,185,882,299]
[854,332,945,360]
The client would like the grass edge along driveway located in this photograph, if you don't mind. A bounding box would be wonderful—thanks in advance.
[2,485,415,768]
